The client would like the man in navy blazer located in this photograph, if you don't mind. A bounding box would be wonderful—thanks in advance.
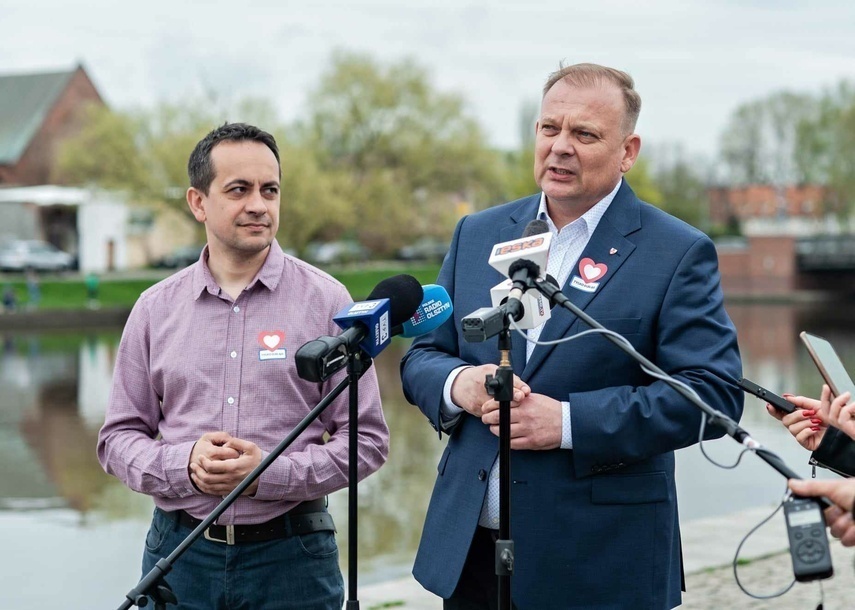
[400,63,743,609]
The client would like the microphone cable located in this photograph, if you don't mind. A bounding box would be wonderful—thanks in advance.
[512,321,828,605]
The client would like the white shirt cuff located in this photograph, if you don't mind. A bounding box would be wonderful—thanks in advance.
[440,366,469,426]
[561,401,572,449]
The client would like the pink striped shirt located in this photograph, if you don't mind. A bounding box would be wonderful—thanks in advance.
[97,241,389,524]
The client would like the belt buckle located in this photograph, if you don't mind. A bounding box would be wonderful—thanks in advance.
[204,525,235,545]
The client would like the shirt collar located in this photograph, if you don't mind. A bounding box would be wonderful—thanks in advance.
[191,240,284,300]
[536,178,622,237]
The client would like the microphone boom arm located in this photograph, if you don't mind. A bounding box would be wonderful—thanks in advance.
[528,276,832,509]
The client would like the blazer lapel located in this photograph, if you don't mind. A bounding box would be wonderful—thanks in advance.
[521,182,641,380]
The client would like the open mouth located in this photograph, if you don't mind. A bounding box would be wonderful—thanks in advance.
[550,167,574,176]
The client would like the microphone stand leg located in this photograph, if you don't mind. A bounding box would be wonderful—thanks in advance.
[486,327,515,610]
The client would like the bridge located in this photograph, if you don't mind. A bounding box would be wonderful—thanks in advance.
[717,233,855,296]
[796,235,855,271]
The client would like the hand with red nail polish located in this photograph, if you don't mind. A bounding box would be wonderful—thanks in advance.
[767,391,827,451]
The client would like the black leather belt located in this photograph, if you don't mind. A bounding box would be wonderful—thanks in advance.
[159,498,336,545]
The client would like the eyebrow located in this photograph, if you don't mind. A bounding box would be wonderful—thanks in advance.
[223,179,253,189]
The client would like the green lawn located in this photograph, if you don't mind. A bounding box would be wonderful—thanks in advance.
[0,263,443,310]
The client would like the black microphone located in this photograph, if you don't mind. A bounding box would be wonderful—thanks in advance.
[506,219,551,318]
[295,274,423,382]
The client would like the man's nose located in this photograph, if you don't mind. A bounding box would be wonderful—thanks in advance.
[551,130,576,156]
[244,190,267,214]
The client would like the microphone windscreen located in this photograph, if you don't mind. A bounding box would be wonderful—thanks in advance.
[399,284,453,337]
[367,274,424,326]
[508,258,541,278]
[522,219,549,237]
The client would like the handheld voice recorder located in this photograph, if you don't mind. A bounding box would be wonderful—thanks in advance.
[783,496,834,582]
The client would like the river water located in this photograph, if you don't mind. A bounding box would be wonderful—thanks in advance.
[1,301,852,609]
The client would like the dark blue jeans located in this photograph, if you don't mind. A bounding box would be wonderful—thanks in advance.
[141,508,344,609]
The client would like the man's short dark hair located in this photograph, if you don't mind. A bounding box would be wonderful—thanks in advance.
[188,122,281,195]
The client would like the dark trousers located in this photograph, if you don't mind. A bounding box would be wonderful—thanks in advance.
[444,526,518,610]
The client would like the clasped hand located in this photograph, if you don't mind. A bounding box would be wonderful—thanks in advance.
[451,365,562,450]
[188,431,262,496]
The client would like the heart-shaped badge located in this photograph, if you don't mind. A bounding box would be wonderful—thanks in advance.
[258,330,285,351]
[579,258,608,282]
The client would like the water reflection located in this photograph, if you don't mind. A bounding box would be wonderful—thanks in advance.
[2,302,855,608]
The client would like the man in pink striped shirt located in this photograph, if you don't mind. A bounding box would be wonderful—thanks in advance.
[97,123,389,609]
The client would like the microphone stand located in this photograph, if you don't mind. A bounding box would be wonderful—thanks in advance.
[527,276,833,509]
[346,347,366,610]
[116,354,372,610]
[484,323,515,610]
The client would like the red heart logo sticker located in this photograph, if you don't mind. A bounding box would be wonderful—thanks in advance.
[579,258,608,282]
[258,331,285,350]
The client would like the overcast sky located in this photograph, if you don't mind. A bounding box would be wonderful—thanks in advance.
[2,0,854,160]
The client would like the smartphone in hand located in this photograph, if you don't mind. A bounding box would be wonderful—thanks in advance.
[737,377,796,414]
[800,331,855,399]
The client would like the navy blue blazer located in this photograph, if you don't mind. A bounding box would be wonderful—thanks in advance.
[401,181,743,609]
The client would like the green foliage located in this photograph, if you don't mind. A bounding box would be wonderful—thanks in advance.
[644,143,711,230]
[296,51,505,254]
[53,104,148,191]
[1,277,156,310]
[54,97,287,225]
[719,91,816,186]
[795,81,855,218]
[624,156,663,206]
[0,264,443,311]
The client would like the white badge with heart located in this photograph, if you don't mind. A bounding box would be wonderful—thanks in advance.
[257,330,287,360]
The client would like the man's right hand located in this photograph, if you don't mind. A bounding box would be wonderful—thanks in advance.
[450,364,530,417]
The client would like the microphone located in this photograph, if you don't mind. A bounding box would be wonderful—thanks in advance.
[295,274,423,382]
[489,219,552,322]
[461,220,554,342]
[489,279,551,330]
[391,284,454,337]
[487,219,551,278]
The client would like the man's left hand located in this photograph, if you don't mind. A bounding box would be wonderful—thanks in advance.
[189,437,263,496]
[481,393,562,450]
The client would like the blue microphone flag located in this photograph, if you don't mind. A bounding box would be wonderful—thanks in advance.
[333,298,391,357]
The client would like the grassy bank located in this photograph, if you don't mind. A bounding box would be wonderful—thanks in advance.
[0,263,443,311]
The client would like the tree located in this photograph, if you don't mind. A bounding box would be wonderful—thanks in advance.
[624,156,663,208]
[54,98,287,224]
[719,92,816,186]
[644,143,712,230]
[795,82,855,218]
[297,51,505,255]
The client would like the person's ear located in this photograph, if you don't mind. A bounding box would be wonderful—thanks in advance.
[186,187,206,223]
[620,134,641,174]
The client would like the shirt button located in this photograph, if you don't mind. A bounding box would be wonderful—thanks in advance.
[478,469,487,481]
[227,397,235,405]
[230,351,237,358]
[233,306,240,313]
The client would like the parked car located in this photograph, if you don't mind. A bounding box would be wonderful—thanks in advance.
[305,240,369,265]
[396,237,449,262]
[152,244,204,269]
[0,240,75,272]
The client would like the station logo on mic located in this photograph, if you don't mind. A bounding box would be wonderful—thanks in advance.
[488,230,553,329]
[333,299,391,357]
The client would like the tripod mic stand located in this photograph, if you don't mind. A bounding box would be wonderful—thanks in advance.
[485,325,515,610]
[461,304,521,610]
[116,352,372,610]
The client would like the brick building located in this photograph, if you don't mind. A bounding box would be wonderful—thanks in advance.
[708,184,827,226]
[0,64,105,186]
